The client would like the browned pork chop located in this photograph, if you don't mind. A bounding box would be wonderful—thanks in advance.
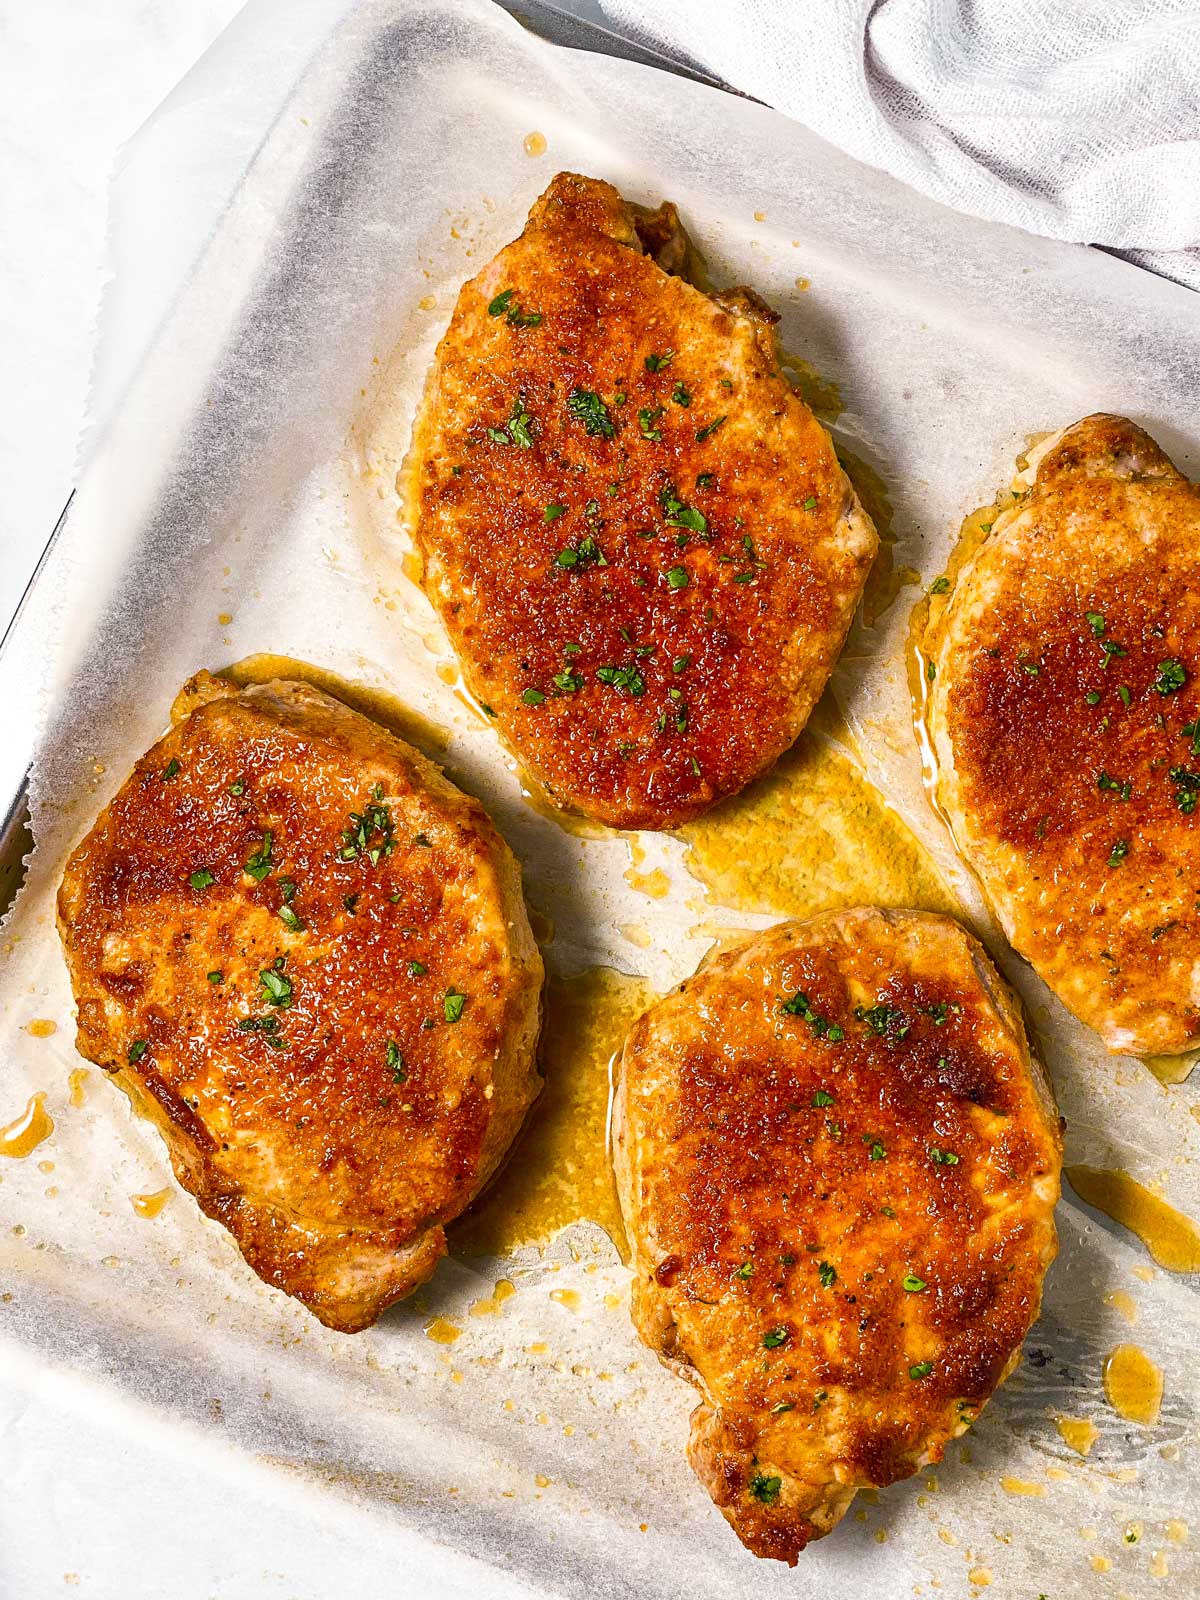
[927,414,1200,1055]
[57,671,543,1331]
[614,908,1061,1562]
[405,172,877,830]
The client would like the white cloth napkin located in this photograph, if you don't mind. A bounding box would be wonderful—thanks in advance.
[599,0,1200,288]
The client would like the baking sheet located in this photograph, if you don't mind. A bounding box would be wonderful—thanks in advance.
[2,1,1200,1594]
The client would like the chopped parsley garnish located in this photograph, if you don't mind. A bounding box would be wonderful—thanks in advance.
[1108,837,1130,866]
[929,576,950,595]
[340,796,395,864]
[781,990,844,1042]
[695,415,726,442]
[902,1274,927,1293]
[278,904,305,932]
[659,483,707,534]
[644,350,673,373]
[1085,690,1102,706]
[522,687,545,706]
[1155,659,1187,695]
[162,758,180,781]
[554,533,607,570]
[672,655,690,674]
[802,496,817,510]
[749,1472,781,1506]
[239,1014,287,1048]
[1117,684,1132,705]
[386,1039,407,1083]
[666,565,689,590]
[443,989,467,1023]
[762,1326,790,1349]
[811,1088,835,1108]
[407,959,427,978]
[1097,771,1132,800]
[1100,638,1127,670]
[909,1361,933,1380]
[127,1040,148,1064]
[864,1136,886,1162]
[487,397,535,448]
[929,1147,960,1166]
[671,382,691,408]
[595,664,646,697]
[343,893,359,915]
[487,288,542,327]
[770,1400,793,1416]
[1085,611,1106,637]
[244,830,274,881]
[1170,767,1200,813]
[567,387,614,439]
[735,1261,753,1279]
[924,1001,958,1025]
[855,1002,909,1040]
[638,406,665,441]
[207,970,224,984]
[188,868,215,891]
[817,1260,837,1288]
[259,966,293,1008]
[552,669,584,693]
[543,503,566,522]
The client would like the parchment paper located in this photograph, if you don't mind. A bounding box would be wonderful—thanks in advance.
[2,2,1199,1595]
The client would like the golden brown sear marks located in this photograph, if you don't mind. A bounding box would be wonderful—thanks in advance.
[928,415,1200,1055]
[613,908,1060,1563]
[57,672,543,1331]
[406,173,877,830]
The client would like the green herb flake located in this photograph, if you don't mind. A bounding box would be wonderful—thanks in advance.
[1085,690,1102,705]
[229,776,246,796]
[1085,611,1106,637]
[929,1147,960,1167]
[1108,837,1130,867]
[902,1274,927,1293]
[487,289,515,317]
[638,406,665,442]
[644,351,674,373]
[1155,659,1187,695]
[802,496,817,510]
[762,1325,790,1350]
[244,830,274,882]
[781,990,844,1042]
[855,1002,910,1040]
[671,382,691,408]
[929,576,950,595]
[162,758,181,781]
[666,565,690,591]
[595,664,646,698]
[817,1260,837,1289]
[444,989,467,1024]
[735,1261,753,1280]
[259,966,293,1009]
[188,868,215,892]
[1117,684,1132,706]
[567,387,615,439]
[206,970,224,985]
[386,1038,407,1083]
[127,1039,148,1064]
[278,904,306,932]
[909,1361,933,1380]
[543,503,566,522]
[749,1472,782,1506]
[695,415,727,443]
[522,688,546,706]
[811,1088,835,1108]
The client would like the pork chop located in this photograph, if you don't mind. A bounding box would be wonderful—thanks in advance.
[926,414,1200,1055]
[404,172,877,830]
[613,908,1061,1562]
[57,671,543,1332]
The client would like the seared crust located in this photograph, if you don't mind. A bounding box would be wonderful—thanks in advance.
[57,672,543,1332]
[613,909,1061,1562]
[406,173,877,830]
[928,415,1200,1055]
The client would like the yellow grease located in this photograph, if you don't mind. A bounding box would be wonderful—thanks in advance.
[131,1189,172,1219]
[549,1288,580,1311]
[1104,1288,1138,1324]
[1103,1344,1163,1425]
[1000,1477,1044,1497]
[1143,1051,1197,1086]
[221,654,450,757]
[450,968,657,1260]
[1065,1167,1200,1273]
[624,840,670,900]
[523,131,547,158]
[1054,1415,1099,1457]
[424,1317,462,1345]
[680,727,953,921]
[24,1019,56,1038]
[469,1279,516,1317]
[0,1094,54,1159]
[68,1069,89,1108]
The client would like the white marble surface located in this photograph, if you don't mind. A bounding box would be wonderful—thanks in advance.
[0,1,245,630]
